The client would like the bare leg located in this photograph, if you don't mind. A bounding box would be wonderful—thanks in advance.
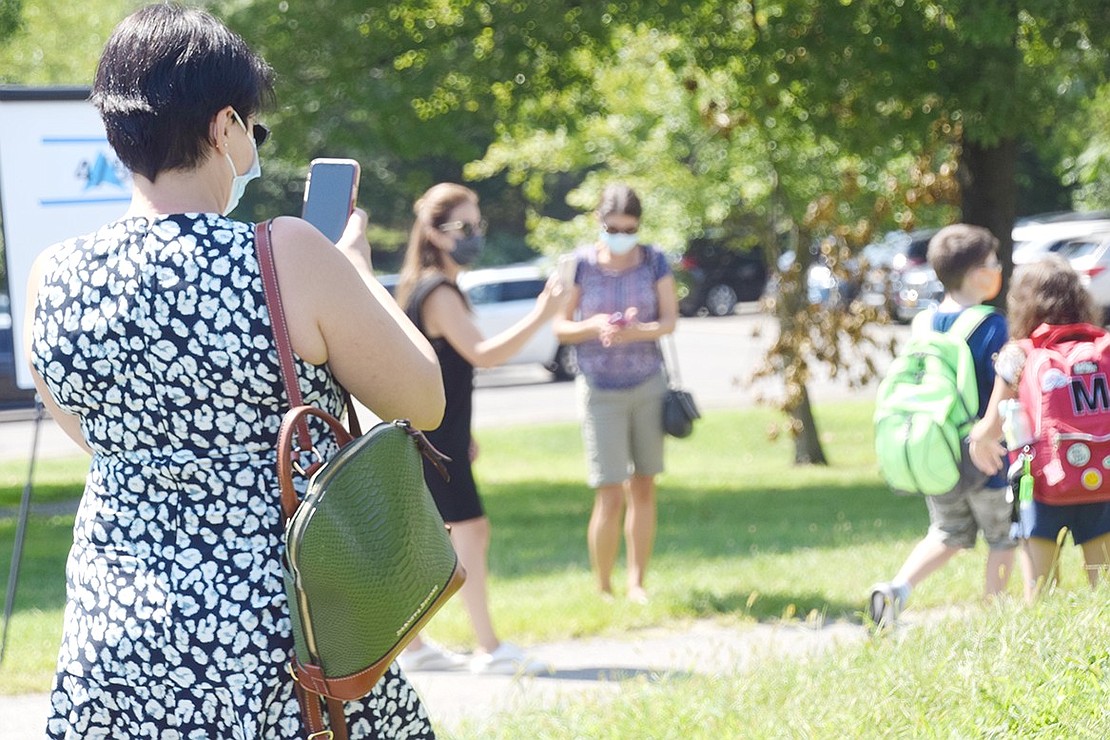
[624,474,657,601]
[984,547,1014,599]
[1080,533,1110,588]
[1016,540,1038,603]
[894,536,961,588]
[449,517,500,653]
[589,484,624,595]
[1024,535,1063,601]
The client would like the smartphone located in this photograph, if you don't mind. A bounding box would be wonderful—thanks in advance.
[301,158,360,243]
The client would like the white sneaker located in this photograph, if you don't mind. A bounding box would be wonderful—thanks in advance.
[470,642,550,676]
[397,640,468,671]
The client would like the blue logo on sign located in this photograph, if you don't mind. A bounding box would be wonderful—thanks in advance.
[84,152,125,190]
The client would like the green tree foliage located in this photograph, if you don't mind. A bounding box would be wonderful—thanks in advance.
[212,0,631,265]
[0,1,143,84]
[465,2,1110,461]
[0,0,22,44]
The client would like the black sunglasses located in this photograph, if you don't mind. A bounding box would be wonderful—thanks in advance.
[231,109,270,148]
[438,219,487,238]
[602,222,638,235]
[251,122,270,148]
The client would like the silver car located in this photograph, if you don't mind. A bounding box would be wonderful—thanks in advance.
[457,263,577,380]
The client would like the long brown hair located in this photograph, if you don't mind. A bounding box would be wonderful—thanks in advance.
[1007,255,1097,339]
[395,183,479,309]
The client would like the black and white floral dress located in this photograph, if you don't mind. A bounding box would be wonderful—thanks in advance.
[31,213,435,739]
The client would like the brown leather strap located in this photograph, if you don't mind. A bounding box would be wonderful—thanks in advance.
[256,220,313,452]
[259,221,349,740]
[327,698,348,740]
[277,406,353,522]
[293,680,349,740]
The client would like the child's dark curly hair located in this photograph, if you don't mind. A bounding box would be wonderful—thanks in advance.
[1007,255,1097,339]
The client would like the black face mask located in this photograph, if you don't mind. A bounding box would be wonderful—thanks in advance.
[451,234,484,266]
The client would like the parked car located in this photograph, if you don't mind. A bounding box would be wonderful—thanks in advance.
[772,237,862,308]
[456,263,577,380]
[674,234,767,317]
[1011,212,1110,265]
[858,228,939,321]
[1054,230,1110,322]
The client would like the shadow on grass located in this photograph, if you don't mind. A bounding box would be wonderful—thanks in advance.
[0,477,921,622]
[0,513,73,613]
[539,667,692,682]
[682,587,865,624]
[487,479,927,579]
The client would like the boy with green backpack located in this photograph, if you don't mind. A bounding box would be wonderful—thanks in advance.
[869,224,1015,629]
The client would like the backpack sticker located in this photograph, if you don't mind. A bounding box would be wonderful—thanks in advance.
[1041,369,1068,392]
[1082,469,1103,490]
[1067,443,1091,467]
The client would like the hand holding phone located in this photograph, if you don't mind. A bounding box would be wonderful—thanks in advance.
[302,158,360,243]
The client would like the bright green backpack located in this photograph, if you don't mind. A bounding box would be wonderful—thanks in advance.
[874,306,995,496]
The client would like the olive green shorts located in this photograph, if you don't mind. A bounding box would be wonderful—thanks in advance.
[576,371,666,488]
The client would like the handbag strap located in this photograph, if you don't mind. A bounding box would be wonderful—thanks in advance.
[661,334,683,388]
[256,221,352,740]
[256,221,363,451]
[293,680,348,740]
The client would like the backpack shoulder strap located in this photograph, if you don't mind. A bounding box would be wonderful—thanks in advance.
[947,305,996,343]
[909,307,937,339]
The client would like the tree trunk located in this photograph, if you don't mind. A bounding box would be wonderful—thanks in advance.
[959,137,1018,299]
[790,384,827,465]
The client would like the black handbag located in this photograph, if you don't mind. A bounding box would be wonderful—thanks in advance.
[662,335,700,438]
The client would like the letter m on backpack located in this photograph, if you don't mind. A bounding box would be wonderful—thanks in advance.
[1017,322,1110,505]
[874,307,995,496]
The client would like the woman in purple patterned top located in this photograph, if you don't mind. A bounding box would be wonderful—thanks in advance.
[554,184,678,604]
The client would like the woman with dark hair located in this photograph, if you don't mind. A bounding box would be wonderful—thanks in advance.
[553,183,678,604]
[25,5,444,737]
[395,182,563,675]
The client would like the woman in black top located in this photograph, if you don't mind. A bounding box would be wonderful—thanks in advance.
[393,183,564,675]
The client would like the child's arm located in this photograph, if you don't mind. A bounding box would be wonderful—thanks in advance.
[968,375,1016,475]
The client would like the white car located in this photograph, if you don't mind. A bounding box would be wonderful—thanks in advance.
[1012,213,1110,265]
[1054,230,1110,322]
[457,263,577,380]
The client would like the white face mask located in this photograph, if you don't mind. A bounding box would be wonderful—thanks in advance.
[601,229,639,255]
[223,144,261,215]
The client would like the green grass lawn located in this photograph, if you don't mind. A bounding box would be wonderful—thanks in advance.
[1,400,1100,734]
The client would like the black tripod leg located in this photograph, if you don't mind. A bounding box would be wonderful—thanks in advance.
[0,395,44,665]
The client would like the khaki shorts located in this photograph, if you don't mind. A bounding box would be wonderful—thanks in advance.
[925,485,1017,550]
[577,371,666,488]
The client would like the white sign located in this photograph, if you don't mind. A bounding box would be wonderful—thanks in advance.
[0,88,132,389]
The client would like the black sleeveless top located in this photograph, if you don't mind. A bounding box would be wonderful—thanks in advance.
[404,275,483,521]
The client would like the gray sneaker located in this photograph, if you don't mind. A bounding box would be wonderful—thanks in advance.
[868,582,900,631]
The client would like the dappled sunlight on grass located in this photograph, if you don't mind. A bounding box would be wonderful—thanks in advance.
[0,401,1068,694]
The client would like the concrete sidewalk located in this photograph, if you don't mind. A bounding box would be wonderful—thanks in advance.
[0,617,867,738]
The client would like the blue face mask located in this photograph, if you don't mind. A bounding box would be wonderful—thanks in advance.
[223,144,261,215]
[601,229,639,255]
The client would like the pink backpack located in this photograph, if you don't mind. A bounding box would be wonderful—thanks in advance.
[1017,322,1110,505]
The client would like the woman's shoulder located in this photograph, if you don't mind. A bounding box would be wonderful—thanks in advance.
[410,272,465,309]
[642,244,671,277]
